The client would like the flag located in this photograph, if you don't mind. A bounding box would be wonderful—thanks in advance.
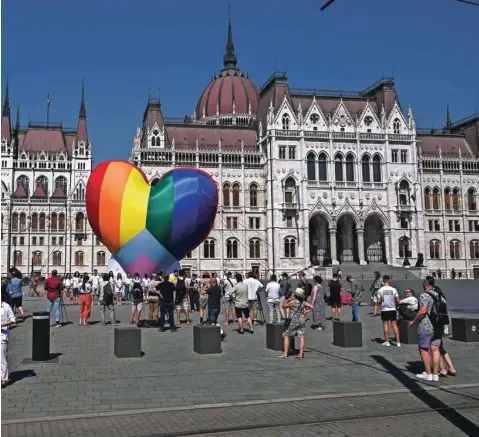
[47,95,51,107]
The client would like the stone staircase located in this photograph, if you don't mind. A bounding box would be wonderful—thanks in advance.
[336,263,421,280]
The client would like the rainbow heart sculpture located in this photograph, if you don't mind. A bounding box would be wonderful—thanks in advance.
[86,161,218,276]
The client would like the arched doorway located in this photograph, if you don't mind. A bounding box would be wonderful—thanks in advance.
[337,214,358,263]
[364,214,386,263]
[309,214,330,266]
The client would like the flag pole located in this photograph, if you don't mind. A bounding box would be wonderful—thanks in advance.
[47,94,50,126]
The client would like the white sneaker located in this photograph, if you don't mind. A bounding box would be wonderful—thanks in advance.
[416,372,433,381]
[396,342,401,347]
[382,341,391,347]
[432,374,439,382]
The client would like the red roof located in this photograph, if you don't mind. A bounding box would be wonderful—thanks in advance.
[418,134,472,157]
[51,185,67,199]
[166,125,257,150]
[1,116,10,141]
[12,185,27,198]
[20,128,67,153]
[31,185,47,198]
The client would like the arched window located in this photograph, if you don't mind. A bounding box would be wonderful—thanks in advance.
[232,183,240,207]
[470,240,479,259]
[13,250,23,266]
[52,251,62,266]
[75,251,84,266]
[362,155,371,183]
[345,153,355,182]
[51,213,58,231]
[75,212,85,231]
[424,188,431,210]
[36,176,49,195]
[31,213,38,230]
[249,238,261,259]
[318,153,327,181]
[307,152,316,180]
[284,177,296,203]
[335,154,344,182]
[16,175,29,196]
[398,237,411,258]
[372,154,382,182]
[55,176,67,195]
[226,238,238,259]
[58,213,66,231]
[223,183,231,207]
[393,118,400,134]
[96,251,106,266]
[39,213,46,231]
[467,187,477,211]
[449,240,460,259]
[432,188,441,210]
[74,184,85,201]
[282,114,290,130]
[429,240,440,259]
[19,213,27,231]
[444,188,451,210]
[249,183,258,207]
[399,180,410,205]
[284,237,296,258]
[33,251,42,266]
[203,239,215,259]
[11,213,18,230]
[452,188,460,211]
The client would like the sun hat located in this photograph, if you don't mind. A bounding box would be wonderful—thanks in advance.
[293,288,305,298]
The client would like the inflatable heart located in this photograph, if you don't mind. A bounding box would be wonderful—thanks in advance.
[86,161,218,276]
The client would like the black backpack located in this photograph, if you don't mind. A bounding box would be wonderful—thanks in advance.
[426,291,449,328]
[132,281,143,301]
[176,278,187,301]
[103,283,113,299]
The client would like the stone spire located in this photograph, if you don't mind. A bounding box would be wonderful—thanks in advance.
[2,80,10,118]
[79,80,86,119]
[446,104,452,129]
[223,10,238,70]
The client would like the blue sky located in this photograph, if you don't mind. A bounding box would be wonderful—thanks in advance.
[2,0,478,165]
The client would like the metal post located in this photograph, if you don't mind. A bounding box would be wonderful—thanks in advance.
[32,311,50,361]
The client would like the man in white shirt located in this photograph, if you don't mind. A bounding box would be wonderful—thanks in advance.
[1,293,16,387]
[124,273,132,302]
[222,272,237,324]
[376,275,401,347]
[243,272,263,325]
[265,275,281,323]
[142,274,150,302]
[90,269,101,304]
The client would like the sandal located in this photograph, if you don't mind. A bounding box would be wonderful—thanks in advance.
[296,354,304,360]
[448,370,457,376]
[279,354,288,359]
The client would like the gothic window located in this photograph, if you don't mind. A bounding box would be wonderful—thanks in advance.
[249,238,261,259]
[284,177,296,203]
[282,114,290,130]
[58,213,66,231]
[432,188,441,210]
[55,176,67,194]
[429,240,440,259]
[284,237,296,258]
[449,240,461,259]
[318,153,327,181]
[424,188,431,210]
[75,251,84,266]
[372,154,382,182]
[393,118,400,134]
[362,155,371,182]
[310,113,319,124]
[467,187,477,211]
[52,251,62,266]
[33,251,42,266]
[75,212,85,232]
[232,183,240,207]
[96,251,106,266]
[13,250,23,266]
[444,188,451,210]
[51,213,58,231]
[16,175,29,196]
[249,183,258,207]
[223,183,231,207]
[39,213,46,231]
[398,237,411,258]
[345,153,355,182]
[19,213,27,231]
[470,240,479,259]
[307,152,316,180]
[335,154,344,182]
[226,238,238,259]
[452,188,460,211]
[36,176,49,195]
[74,184,85,201]
[203,239,215,258]
[399,180,410,205]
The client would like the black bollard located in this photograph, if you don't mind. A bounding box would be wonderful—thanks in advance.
[32,311,50,361]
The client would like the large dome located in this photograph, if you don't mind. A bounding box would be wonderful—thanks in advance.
[194,19,259,125]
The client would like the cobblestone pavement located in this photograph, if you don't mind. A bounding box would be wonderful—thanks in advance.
[2,290,479,437]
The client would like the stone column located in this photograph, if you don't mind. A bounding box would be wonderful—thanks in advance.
[357,228,366,265]
[383,229,390,265]
[345,217,354,262]
[330,229,338,265]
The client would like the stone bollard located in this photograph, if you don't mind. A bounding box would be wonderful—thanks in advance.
[399,320,418,344]
[451,318,479,343]
[32,312,50,361]
[193,325,222,354]
[333,320,363,348]
[114,327,142,358]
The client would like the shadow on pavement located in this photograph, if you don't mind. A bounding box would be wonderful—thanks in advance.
[372,354,479,437]
[8,369,37,385]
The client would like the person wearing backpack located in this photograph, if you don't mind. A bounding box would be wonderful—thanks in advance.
[409,276,449,382]
[188,273,200,313]
[130,273,144,325]
[175,270,190,325]
[99,273,116,326]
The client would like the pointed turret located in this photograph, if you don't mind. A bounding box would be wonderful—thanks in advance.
[446,104,452,129]
[223,12,238,70]
[77,81,88,142]
[15,103,20,132]
[1,81,11,141]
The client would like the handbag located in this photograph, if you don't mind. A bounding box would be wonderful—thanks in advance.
[283,302,303,329]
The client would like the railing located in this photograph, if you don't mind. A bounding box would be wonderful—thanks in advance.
[359,132,385,140]
[304,131,329,139]
[395,204,414,212]
[274,130,301,137]
[307,181,330,188]
[332,132,356,139]
[281,202,298,210]
[389,134,412,141]
[335,181,357,188]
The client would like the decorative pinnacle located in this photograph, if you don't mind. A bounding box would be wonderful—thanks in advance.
[223,8,238,69]
[79,80,86,119]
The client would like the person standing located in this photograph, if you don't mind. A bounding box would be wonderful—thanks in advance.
[1,292,16,388]
[298,271,312,301]
[7,269,24,320]
[29,273,39,297]
[279,273,292,319]
[175,270,190,325]
[78,275,92,326]
[130,274,143,325]
[199,272,210,325]
[64,274,72,304]
[311,276,326,330]
[377,275,401,347]
[157,273,177,332]
[44,270,63,328]
[123,273,132,302]
[206,277,222,325]
[243,272,263,325]
[222,272,236,324]
[99,273,116,326]
[265,275,281,323]
[147,274,161,324]
[115,273,124,306]
[370,271,383,316]
[347,276,363,323]
[188,273,200,313]
[231,273,253,334]
[90,269,101,305]
[329,274,342,321]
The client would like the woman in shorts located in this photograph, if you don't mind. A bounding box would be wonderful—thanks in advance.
[71,271,81,305]
[199,272,210,325]
[64,274,72,304]
[231,273,253,334]
[115,273,124,305]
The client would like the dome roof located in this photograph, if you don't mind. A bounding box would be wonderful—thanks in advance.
[195,18,259,123]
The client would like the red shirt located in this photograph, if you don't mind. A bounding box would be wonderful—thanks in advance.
[45,276,62,300]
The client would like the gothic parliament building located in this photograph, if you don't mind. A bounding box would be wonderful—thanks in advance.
[3,21,479,279]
